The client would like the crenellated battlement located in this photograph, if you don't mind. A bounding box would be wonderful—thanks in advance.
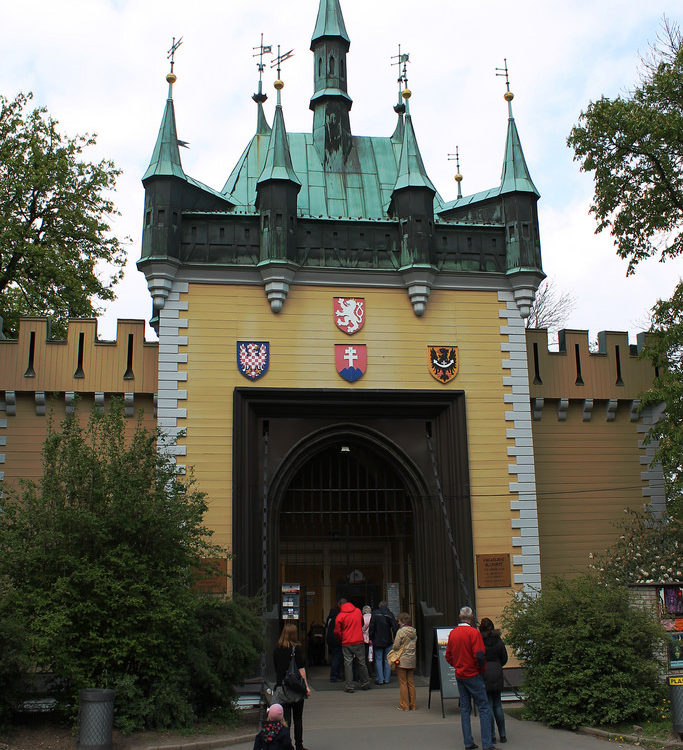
[526,327,655,403]
[0,317,158,396]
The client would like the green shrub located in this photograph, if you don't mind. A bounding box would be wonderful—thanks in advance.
[502,575,667,729]
[0,401,262,731]
[0,580,30,726]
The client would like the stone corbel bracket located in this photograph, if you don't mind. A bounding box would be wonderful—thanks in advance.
[257,261,298,313]
[400,265,436,317]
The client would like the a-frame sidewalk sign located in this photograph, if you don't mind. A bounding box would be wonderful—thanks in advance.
[428,626,459,718]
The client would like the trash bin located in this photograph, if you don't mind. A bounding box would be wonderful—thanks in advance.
[77,688,115,750]
[669,674,683,740]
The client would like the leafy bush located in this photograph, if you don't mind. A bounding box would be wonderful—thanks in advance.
[502,575,667,729]
[0,580,30,726]
[0,401,261,730]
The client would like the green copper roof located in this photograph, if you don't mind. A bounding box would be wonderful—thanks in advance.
[143,83,185,181]
[258,104,301,187]
[224,125,444,219]
[311,0,350,46]
[393,112,436,193]
[500,102,540,197]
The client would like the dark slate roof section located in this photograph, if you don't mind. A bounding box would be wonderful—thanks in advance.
[311,0,350,47]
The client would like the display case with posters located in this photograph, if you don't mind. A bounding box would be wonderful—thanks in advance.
[661,585,683,670]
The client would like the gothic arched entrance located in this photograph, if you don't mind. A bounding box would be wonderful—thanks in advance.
[277,433,417,634]
[233,388,475,665]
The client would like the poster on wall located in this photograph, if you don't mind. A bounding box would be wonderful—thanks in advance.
[281,583,300,620]
[386,582,400,617]
[669,632,683,669]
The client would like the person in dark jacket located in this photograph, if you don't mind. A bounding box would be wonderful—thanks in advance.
[480,617,508,744]
[253,703,293,750]
[369,601,398,684]
[273,624,311,750]
[325,602,342,682]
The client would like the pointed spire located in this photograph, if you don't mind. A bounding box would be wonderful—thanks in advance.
[142,71,186,181]
[311,0,350,47]
[495,60,539,197]
[252,34,272,136]
[258,80,300,187]
[393,93,436,193]
[500,101,539,196]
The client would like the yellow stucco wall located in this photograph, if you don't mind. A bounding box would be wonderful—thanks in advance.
[179,283,520,617]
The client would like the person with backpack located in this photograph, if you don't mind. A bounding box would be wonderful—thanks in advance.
[334,598,371,692]
[369,600,398,684]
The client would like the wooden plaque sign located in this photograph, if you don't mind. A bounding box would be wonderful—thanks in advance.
[476,554,511,588]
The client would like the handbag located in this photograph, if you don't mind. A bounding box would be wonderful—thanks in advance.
[282,646,306,699]
[387,642,405,670]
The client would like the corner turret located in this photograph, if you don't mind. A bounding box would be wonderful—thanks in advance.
[496,67,544,317]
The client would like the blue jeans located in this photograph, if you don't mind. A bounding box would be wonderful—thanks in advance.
[456,674,493,749]
[487,690,506,740]
[329,643,343,681]
[373,646,390,683]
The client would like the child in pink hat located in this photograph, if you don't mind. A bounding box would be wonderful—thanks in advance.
[253,704,293,750]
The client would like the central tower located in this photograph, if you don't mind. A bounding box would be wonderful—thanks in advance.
[310,0,353,169]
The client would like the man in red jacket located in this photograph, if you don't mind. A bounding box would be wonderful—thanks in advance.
[446,606,496,750]
[334,598,371,692]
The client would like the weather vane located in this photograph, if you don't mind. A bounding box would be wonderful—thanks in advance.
[271,44,295,82]
[253,34,273,102]
[495,57,514,102]
[448,147,464,198]
[270,44,294,101]
[167,36,183,75]
[391,45,411,112]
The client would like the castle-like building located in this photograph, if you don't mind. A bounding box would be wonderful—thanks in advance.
[0,0,664,669]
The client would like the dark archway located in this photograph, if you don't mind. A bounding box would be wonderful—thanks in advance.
[232,389,474,642]
[269,424,426,632]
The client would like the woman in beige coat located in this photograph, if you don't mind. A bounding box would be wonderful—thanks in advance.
[391,612,417,710]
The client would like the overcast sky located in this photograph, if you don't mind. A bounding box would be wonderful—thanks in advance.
[2,0,681,343]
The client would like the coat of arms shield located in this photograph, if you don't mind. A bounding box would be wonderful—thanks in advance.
[334,297,365,334]
[335,344,367,382]
[237,341,270,381]
[428,345,459,383]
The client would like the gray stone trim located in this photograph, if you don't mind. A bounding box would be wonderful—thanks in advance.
[606,399,618,422]
[637,403,666,514]
[557,398,569,421]
[35,391,46,416]
[172,266,522,294]
[498,290,541,594]
[155,282,189,461]
[582,398,594,422]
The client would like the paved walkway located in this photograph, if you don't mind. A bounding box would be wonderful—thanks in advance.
[205,680,637,750]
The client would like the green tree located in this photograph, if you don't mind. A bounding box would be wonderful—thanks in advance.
[568,23,683,516]
[502,575,666,730]
[0,92,126,338]
[567,22,682,273]
[0,401,261,730]
[640,282,683,518]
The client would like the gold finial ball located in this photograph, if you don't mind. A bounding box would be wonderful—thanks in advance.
[274,79,284,90]
[402,88,412,100]
[504,90,514,102]
[166,72,177,84]
[454,173,463,183]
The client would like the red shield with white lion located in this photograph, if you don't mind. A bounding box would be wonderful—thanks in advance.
[334,297,365,334]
